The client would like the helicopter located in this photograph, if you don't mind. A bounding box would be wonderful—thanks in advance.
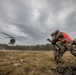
[2,32,16,45]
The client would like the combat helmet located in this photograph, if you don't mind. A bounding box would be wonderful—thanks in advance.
[51,29,59,36]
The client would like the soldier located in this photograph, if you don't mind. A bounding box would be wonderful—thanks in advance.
[51,30,72,62]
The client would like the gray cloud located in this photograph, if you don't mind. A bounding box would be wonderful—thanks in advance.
[0,0,76,45]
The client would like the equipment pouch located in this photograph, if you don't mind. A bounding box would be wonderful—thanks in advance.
[73,38,76,44]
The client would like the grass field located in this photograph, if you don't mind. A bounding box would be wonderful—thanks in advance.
[0,50,76,75]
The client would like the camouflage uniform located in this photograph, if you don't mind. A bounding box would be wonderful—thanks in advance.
[69,38,76,57]
[51,30,72,62]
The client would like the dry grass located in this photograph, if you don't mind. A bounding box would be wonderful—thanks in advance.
[0,50,76,75]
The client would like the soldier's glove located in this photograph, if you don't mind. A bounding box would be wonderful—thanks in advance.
[47,39,51,43]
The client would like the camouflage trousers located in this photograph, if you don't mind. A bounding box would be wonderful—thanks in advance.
[54,41,72,62]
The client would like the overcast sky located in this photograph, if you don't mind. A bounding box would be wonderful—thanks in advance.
[0,0,76,45]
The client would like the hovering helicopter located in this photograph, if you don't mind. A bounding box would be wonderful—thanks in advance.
[2,32,16,45]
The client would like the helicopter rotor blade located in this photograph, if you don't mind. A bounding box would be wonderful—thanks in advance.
[5,37,11,38]
[2,32,14,38]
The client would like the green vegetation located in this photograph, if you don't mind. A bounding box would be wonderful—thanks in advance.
[0,44,53,51]
[0,50,76,75]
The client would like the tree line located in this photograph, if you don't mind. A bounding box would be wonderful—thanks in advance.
[0,43,54,51]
